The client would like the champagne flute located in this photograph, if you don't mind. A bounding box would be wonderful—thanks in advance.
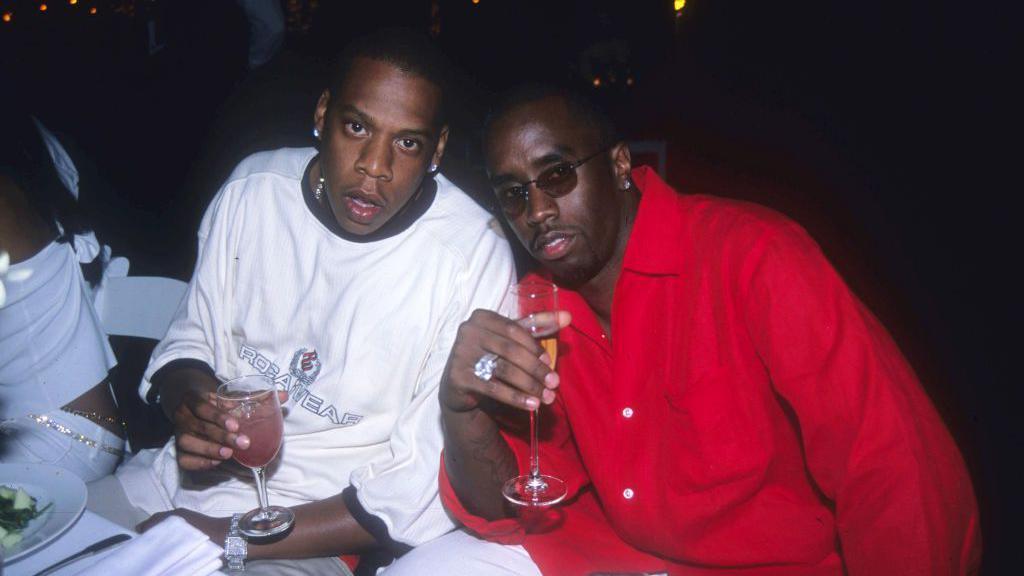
[502,280,568,507]
[216,375,295,538]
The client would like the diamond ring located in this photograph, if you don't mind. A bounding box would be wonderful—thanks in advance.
[473,352,499,382]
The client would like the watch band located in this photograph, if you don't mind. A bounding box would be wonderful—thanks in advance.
[225,513,247,571]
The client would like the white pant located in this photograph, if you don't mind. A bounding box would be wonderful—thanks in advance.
[384,529,541,576]
[0,409,123,482]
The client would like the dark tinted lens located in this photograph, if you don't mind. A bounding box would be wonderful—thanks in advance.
[497,186,527,216]
[535,163,578,197]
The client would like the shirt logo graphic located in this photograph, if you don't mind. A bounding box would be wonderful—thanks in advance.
[239,343,362,427]
[290,348,322,389]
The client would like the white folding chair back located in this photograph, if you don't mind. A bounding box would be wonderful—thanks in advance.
[90,259,186,451]
[95,274,187,341]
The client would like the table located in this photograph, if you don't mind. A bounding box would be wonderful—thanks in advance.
[4,510,134,576]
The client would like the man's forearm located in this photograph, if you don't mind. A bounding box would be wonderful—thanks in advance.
[442,406,519,520]
[248,493,376,559]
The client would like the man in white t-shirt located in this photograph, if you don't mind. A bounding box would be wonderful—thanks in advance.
[94,30,514,575]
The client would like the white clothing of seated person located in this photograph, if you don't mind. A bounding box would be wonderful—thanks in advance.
[89,31,515,575]
[1,114,124,482]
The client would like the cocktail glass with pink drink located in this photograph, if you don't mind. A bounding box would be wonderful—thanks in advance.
[216,375,295,538]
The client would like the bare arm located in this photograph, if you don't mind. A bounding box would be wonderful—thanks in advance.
[139,492,377,558]
[248,493,375,558]
[0,174,55,263]
[442,404,519,520]
[438,309,569,520]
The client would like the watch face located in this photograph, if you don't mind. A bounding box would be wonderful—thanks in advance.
[226,536,247,554]
[225,535,247,571]
[226,513,247,570]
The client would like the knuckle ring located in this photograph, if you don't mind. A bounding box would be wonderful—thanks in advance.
[473,352,500,382]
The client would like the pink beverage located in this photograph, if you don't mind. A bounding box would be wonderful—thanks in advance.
[234,415,284,468]
[216,375,295,538]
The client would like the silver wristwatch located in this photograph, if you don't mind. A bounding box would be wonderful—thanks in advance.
[225,513,247,571]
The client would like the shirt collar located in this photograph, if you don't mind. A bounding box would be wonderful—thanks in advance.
[621,166,684,276]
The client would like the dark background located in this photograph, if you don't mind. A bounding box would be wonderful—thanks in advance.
[2,0,1016,571]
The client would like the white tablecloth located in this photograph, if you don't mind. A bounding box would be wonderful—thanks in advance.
[4,510,133,576]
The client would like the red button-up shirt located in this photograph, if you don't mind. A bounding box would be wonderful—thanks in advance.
[440,167,980,575]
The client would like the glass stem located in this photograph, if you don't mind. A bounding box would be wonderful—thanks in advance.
[252,466,270,512]
[529,408,541,479]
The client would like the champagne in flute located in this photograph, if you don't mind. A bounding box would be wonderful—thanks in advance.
[539,337,558,370]
[502,281,568,507]
[217,375,295,538]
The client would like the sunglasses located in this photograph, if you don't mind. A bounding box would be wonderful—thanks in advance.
[494,146,611,218]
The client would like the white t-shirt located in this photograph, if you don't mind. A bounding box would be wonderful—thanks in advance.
[0,240,116,421]
[116,147,514,546]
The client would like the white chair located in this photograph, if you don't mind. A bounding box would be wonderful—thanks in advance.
[90,257,186,451]
[93,257,187,341]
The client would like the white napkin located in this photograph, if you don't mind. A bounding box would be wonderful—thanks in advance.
[73,516,225,576]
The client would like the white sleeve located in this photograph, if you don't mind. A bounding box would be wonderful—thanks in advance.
[138,187,237,402]
[345,231,516,548]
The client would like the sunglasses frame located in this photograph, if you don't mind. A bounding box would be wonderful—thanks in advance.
[495,145,612,217]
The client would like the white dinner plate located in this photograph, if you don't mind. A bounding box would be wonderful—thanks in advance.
[0,463,87,564]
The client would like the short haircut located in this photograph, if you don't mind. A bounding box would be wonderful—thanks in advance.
[328,28,454,127]
[483,83,620,148]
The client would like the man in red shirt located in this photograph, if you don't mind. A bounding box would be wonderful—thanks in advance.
[386,85,981,575]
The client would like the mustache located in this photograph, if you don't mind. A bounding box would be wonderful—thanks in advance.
[340,186,385,207]
[530,226,578,252]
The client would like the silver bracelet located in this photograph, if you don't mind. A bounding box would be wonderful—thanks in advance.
[225,513,247,571]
